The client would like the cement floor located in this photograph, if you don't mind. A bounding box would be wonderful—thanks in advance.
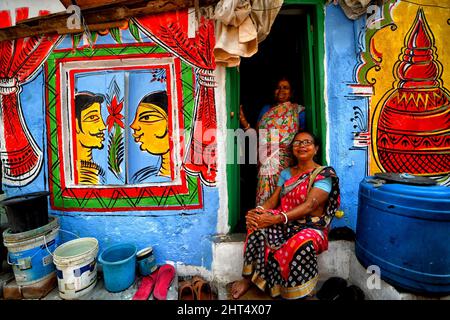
[41,275,280,301]
[1,266,321,301]
[43,274,323,300]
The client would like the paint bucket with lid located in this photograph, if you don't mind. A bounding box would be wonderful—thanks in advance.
[3,216,59,286]
[136,246,157,276]
[53,237,99,299]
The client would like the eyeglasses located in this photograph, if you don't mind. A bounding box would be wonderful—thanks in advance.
[292,139,314,147]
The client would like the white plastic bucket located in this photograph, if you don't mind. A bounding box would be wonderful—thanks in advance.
[3,216,60,286]
[53,237,99,300]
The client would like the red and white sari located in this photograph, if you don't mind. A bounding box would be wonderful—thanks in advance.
[242,166,340,299]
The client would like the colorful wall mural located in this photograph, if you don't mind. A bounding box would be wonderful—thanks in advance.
[0,6,221,269]
[1,9,219,212]
[2,0,447,243]
[352,0,450,184]
[326,0,450,231]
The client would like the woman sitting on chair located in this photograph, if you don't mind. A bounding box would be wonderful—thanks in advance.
[231,130,340,300]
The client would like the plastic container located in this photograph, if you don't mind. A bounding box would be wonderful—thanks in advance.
[355,175,450,294]
[53,237,99,300]
[3,216,59,286]
[99,243,137,292]
[136,246,157,276]
[0,191,50,233]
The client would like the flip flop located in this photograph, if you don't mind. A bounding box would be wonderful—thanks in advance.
[178,280,195,300]
[132,269,159,300]
[192,276,214,300]
[153,264,176,300]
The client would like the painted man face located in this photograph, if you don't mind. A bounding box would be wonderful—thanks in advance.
[130,102,169,155]
[76,102,106,149]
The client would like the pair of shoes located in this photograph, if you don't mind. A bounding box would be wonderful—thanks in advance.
[316,277,365,301]
[178,276,215,300]
[179,280,195,300]
[132,264,176,300]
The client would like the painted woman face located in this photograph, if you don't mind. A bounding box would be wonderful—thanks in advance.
[130,102,169,155]
[274,80,292,103]
[76,102,106,149]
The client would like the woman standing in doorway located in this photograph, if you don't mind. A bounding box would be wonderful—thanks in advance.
[240,76,306,206]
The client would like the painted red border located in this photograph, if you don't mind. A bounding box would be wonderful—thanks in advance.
[52,53,193,200]
[50,176,203,212]
[52,42,160,53]
[67,64,175,183]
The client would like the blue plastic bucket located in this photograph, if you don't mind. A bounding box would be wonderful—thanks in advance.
[3,216,60,286]
[99,243,137,292]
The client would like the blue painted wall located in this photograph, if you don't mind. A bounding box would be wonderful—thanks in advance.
[2,6,369,270]
[326,4,367,231]
[2,30,219,271]
[55,186,218,268]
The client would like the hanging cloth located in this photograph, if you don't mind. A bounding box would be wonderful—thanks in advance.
[327,0,389,21]
[213,0,283,67]
[339,0,371,20]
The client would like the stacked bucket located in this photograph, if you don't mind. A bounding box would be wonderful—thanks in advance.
[1,192,59,298]
[1,191,158,299]
[1,191,100,300]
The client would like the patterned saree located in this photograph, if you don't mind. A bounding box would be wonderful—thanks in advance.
[242,166,340,299]
[255,102,305,206]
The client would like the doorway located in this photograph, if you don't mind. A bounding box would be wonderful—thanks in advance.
[227,2,326,232]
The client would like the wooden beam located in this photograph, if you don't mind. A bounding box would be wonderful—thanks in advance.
[58,0,152,11]
[59,0,133,10]
[0,0,219,41]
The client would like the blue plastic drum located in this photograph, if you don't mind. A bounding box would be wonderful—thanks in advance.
[355,175,450,294]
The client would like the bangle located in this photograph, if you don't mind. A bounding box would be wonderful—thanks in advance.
[256,205,265,210]
[280,211,288,224]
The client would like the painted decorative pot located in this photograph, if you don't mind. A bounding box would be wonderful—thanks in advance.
[374,9,450,175]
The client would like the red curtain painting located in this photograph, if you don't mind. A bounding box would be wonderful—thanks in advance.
[135,10,218,186]
[0,8,59,185]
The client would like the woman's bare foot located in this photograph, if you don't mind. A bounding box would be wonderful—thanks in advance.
[230,278,252,299]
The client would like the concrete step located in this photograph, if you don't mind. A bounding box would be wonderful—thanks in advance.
[213,237,450,300]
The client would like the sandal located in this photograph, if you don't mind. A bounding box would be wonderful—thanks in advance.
[191,276,214,300]
[153,264,176,300]
[178,280,195,300]
[132,269,159,300]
